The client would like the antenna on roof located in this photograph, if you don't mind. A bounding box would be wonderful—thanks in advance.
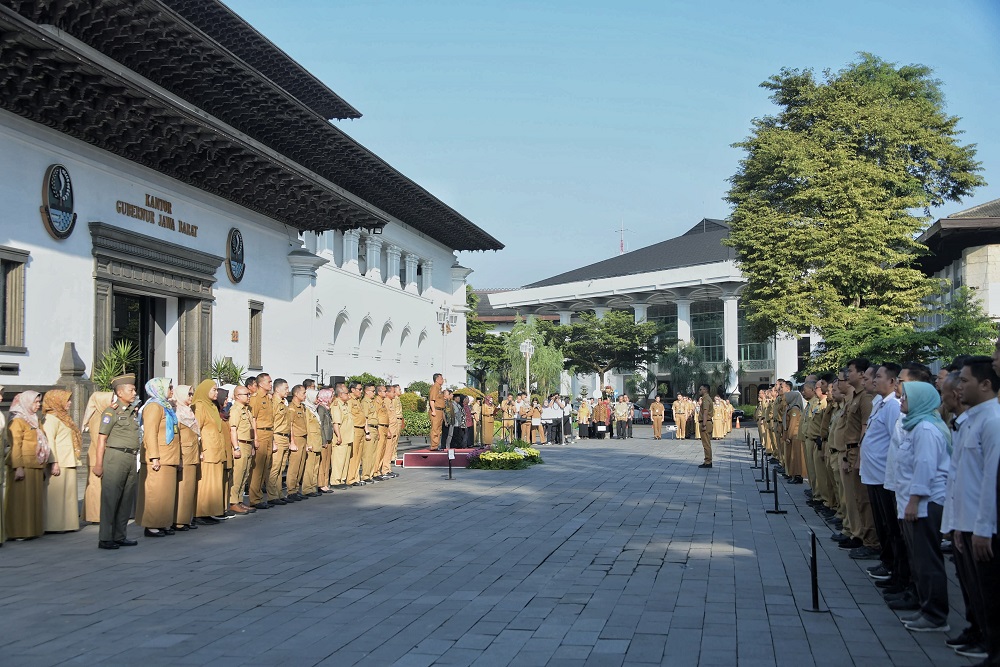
[617,218,634,255]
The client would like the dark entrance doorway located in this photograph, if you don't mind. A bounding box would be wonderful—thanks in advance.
[113,293,165,392]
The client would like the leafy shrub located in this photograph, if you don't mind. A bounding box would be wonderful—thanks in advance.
[737,404,757,419]
[401,409,430,436]
[92,340,143,391]
[406,380,431,396]
[466,443,543,469]
[399,392,426,413]
[347,372,386,387]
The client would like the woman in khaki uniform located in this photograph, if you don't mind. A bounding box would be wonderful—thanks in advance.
[529,400,545,445]
[481,397,495,446]
[782,390,806,484]
[302,389,323,496]
[136,378,179,537]
[81,391,113,524]
[194,380,226,523]
[5,391,48,540]
[173,385,200,530]
[316,388,335,492]
[42,389,82,533]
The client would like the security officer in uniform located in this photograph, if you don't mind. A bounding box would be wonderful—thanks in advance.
[248,373,273,509]
[93,374,140,549]
[650,395,665,439]
[266,379,291,504]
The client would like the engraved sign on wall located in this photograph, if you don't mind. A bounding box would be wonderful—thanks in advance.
[227,227,246,283]
[40,164,77,239]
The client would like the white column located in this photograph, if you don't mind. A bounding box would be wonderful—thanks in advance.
[342,229,360,274]
[386,245,402,288]
[632,303,648,323]
[723,295,739,393]
[404,253,419,293]
[593,306,609,319]
[774,335,799,381]
[675,299,692,342]
[420,259,433,295]
[557,310,574,325]
[365,236,383,280]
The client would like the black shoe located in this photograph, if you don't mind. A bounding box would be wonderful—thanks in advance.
[308,491,322,497]
[878,580,904,592]
[351,482,363,487]
[698,463,713,468]
[224,510,237,517]
[946,627,980,648]
[804,489,813,497]
[887,594,919,611]
[271,498,288,506]
[98,541,119,550]
[255,502,272,510]
[144,528,165,538]
[838,538,864,550]
[831,532,851,543]
[172,524,190,532]
[162,527,175,535]
[335,484,348,489]
[116,538,139,546]
[188,522,198,529]
[195,516,221,525]
[867,564,892,581]
[789,476,803,484]
[849,546,881,560]
[953,643,988,659]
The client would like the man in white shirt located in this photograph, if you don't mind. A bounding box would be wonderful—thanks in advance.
[859,364,901,564]
[946,356,1000,660]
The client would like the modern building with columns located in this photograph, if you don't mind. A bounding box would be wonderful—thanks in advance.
[487,218,799,400]
[0,0,500,416]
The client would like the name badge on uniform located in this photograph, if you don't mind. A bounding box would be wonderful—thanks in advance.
[102,414,111,424]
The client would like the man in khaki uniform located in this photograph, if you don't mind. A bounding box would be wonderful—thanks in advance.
[650,395,665,439]
[838,359,877,552]
[266,379,291,504]
[428,373,445,450]
[285,385,308,501]
[331,384,353,488]
[361,384,379,483]
[382,384,403,477]
[373,386,391,480]
[228,385,255,515]
[672,394,686,438]
[248,373,273,509]
[698,383,714,468]
[347,382,369,486]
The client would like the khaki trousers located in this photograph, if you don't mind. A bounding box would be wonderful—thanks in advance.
[248,432,272,505]
[318,442,332,489]
[828,448,846,517]
[286,436,307,495]
[652,418,663,438]
[842,447,878,547]
[347,427,366,484]
[382,422,401,474]
[361,426,378,480]
[373,425,389,476]
[520,421,531,442]
[302,451,320,495]
[229,445,252,505]
[430,410,444,449]
[676,415,686,438]
[266,435,290,500]
[331,441,352,485]
[700,421,713,463]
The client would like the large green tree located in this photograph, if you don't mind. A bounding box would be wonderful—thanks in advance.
[465,286,508,390]
[505,316,563,396]
[725,53,985,338]
[550,310,674,379]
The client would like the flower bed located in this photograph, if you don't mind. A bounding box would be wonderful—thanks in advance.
[467,441,544,470]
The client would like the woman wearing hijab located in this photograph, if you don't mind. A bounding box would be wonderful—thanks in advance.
[462,395,475,448]
[41,390,82,533]
[782,390,806,484]
[481,396,496,446]
[172,385,200,531]
[5,391,49,540]
[301,389,324,497]
[316,388,335,493]
[81,391,114,524]
[215,386,234,509]
[194,380,225,524]
[896,381,951,633]
[136,378,179,537]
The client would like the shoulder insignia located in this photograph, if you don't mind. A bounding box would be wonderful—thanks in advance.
[102,414,112,424]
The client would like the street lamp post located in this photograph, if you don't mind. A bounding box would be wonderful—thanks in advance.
[437,305,459,378]
[520,339,535,396]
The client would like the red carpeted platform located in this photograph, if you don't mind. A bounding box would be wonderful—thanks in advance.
[401,448,475,468]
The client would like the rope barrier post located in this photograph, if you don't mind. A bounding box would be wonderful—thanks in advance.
[802,529,830,613]
[751,443,761,470]
[446,448,454,480]
[766,468,787,514]
[759,454,772,489]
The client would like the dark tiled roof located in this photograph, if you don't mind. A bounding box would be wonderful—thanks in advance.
[947,197,1000,219]
[526,219,734,288]
[474,289,556,321]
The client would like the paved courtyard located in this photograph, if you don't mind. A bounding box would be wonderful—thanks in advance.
[0,428,976,666]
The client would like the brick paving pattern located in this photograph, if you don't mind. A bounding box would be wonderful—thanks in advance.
[0,428,976,666]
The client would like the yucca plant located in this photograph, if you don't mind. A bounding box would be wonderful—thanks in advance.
[210,356,246,386]
[92,340,143,391]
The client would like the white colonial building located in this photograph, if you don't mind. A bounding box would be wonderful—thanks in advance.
[0,0,500,418]
[487,218,800,400]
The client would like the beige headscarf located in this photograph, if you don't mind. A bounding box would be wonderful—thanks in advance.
[172,384,199,435]
[193,379,222,435]
[83,392,113,434]
[43,389,82,460]
[9,391,50,464]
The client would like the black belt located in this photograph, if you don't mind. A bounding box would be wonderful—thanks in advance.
[108,446,138,454]
[846,442,859,449]
[238,439,254,445]
[378,423,389,427]
[258,426,273,431]
[275,432,290,438]
[397,417,404,420]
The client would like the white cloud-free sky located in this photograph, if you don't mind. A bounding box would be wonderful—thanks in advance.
[227,0,1000,288]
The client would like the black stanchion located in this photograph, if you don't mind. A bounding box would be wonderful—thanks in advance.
[446,448,454,480]
[751,444,761,470]
[759,455,772,488]
[766,469,787,514]
[802,529,829,613]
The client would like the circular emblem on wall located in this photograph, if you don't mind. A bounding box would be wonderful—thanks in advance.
[227,227,246,283]
[39,164,77,239]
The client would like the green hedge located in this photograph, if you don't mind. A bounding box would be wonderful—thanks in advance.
[399,392,427,413]
[401,409,430,436]
[737,404,757,419]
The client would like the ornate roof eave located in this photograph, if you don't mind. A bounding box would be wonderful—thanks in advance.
[4,0,504,252]
[0,6,387,233]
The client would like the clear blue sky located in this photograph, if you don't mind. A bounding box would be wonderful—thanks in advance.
[227,0,1000,288]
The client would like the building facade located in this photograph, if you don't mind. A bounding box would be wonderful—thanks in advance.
[0,1,501,416]
[487,219,799,400]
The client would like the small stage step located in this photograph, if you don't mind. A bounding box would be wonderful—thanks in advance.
[402,448,475,468]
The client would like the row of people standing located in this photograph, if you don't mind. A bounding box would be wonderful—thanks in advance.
[670,392,734,441]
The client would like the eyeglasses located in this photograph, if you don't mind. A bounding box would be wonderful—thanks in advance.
[188,392,194,396]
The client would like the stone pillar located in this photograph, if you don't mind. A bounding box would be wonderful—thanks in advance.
[365,235,383,281]
[403,254,419,293]
[58,342,93,426]
[386,245,402,288]
[632,303,648,323]
[342,229,360,274]
[421,259,433,295]
[593,306,609,319]
[675,299,692,342]
[557,310,574,325]
[723,295,739,393]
